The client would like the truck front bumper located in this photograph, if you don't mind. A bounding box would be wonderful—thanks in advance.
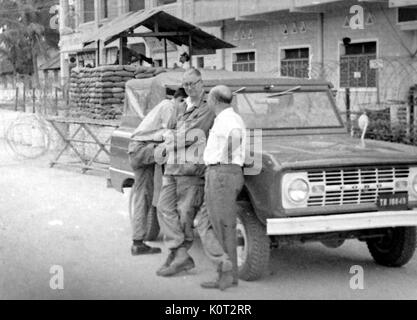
[266,210,417,236]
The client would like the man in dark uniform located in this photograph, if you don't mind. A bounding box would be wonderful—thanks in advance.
[156,68,216,277]
[128,88,187,255]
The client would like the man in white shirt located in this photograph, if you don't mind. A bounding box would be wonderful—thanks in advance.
[128,88,187,255]
[199,85,246,290]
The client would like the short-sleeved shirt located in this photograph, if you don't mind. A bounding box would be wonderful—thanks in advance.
[203,107,246,166]
[131,99,175,142]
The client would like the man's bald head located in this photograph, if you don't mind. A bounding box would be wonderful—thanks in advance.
[208,85,234,115]
[210,85,233,104]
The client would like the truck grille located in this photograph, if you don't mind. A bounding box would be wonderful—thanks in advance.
[307,167,409,207]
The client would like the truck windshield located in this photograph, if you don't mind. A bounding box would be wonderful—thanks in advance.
[234,91,343,129]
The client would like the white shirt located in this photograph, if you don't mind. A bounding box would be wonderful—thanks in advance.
[204,107,246,166]
[131,99,175,141]
[185,97,194,112]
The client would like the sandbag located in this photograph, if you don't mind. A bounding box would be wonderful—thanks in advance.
[135,73,154,79]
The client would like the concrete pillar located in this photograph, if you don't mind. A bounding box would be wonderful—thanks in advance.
[59,0,70,86]
[317,12,324,79]
[59,0,69,31]
[95,0,101,26]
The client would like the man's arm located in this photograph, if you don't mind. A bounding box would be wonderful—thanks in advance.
[175,107,215,149]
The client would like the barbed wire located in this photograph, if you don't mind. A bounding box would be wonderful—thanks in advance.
[4,112,52,159]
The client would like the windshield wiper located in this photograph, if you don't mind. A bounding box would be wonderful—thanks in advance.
[233,87,246,94]
[267,86,301,98]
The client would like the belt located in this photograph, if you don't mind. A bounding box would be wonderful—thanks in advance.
[207,163,243,168]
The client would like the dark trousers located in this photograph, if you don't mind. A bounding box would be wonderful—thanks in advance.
[128,140,158,241]
[157,175,205,250]
[201,165,244,276]
[130,166,154,241]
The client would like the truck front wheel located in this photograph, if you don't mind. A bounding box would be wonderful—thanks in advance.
[366,227,416,267]
[236,202,270,281]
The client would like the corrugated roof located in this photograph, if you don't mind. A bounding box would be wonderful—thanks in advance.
[83,9,234,54]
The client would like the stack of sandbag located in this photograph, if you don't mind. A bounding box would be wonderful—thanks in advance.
[133,66,167,79]
[69,67,81,107]
[69,65,168,120]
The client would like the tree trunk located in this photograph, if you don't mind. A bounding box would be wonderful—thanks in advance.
[32,47,40,88]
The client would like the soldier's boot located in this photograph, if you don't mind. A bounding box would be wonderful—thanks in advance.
[157,247,195,277]
[156,249,177,276]
[131,241,161,255]
[201,261,235,291]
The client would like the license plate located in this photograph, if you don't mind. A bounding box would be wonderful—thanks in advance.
[377,193,408,210]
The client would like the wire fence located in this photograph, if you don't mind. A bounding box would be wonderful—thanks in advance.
[0,75,71,116]
[2,56,417,151]
[306,56,417,146]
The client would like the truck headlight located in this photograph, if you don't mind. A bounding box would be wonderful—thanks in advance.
[288,178,309,203]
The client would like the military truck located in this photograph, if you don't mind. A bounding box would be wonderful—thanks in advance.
[109,70,417,280]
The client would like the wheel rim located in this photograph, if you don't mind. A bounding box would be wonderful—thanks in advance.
[236,217,248,268]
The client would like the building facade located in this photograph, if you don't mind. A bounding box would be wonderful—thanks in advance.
[59,0,417,108]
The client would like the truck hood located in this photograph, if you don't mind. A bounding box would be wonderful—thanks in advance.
[260,134,417,169]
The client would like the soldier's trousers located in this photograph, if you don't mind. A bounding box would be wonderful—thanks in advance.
[157,175,205,250]
[199,165,244,276]
[130,165,154,241]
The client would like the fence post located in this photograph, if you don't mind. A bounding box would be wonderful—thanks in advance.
[346,87,351,133]
[15,87,19,111]
[43,85,47,115]
[55,87,59,116]
[32,87,36,113]
[65,87,69,116]
[22,83,26,112]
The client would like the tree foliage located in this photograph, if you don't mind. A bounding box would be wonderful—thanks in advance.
[0,0,59,84]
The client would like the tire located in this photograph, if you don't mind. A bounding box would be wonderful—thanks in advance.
[128,188,160,242]
[366,227,416,267]
[236,202,270,281]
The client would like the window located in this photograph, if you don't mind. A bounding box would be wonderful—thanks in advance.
[281,48,309,78]
[106,48,118,64]
[157,0,177,5]
[340,41,376,88]
[129,0,145,11]
[398,6,417,23]
[232,52,255,72]
[82,0,95,23]
[234,91,342,129]
[197,57,204,69]
[101,0,108,19]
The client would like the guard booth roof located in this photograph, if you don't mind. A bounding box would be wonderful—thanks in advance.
[82,9,234,55]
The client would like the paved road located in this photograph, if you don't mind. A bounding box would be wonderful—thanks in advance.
[0,138,416,300]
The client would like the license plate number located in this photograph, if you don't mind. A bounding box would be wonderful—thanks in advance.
[377,193,408,210]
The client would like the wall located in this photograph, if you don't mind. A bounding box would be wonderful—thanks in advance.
[213,3,417,113]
